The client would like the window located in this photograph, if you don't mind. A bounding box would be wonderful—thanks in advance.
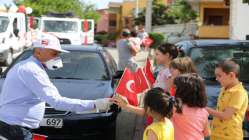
[203,8,229,25]
[43,20,78,33]
[190,46,249,82]
[102,50,117,76]
[9,50,109,80]
[109,20,117,27]
[0,16,9,33]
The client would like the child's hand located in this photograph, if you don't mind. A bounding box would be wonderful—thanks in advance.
[111,95,129,109]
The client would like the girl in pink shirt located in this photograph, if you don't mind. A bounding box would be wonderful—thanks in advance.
[172,73,209,140]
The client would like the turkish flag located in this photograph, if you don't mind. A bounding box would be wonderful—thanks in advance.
[142,37,153,48]
[83,20,89,32]
[29,16,34,29]
[115,68,150,106]
[143,58,155,86]
[135,68,150,92]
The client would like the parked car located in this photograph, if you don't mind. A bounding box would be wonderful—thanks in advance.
[0,44,121,140]
[175,39,249,139]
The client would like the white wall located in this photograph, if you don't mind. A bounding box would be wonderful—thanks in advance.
[152,23,198,43]
[230,0,249,40]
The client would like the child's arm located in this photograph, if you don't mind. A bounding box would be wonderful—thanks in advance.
[111,96,145,116]
[206,107,237,120]
[147,129,158,140]
[203,119,210,137]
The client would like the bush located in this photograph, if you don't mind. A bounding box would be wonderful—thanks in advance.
[94,33,108,44]
[149,32,165,49]
[94,32,118,47]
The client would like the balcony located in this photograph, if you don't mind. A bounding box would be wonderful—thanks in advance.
[198,25,229,38]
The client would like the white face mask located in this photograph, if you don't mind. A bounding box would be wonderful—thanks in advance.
[44,57,63,70]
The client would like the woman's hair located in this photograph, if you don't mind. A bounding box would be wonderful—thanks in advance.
[170,57,197,74]
[174,73,207,108]
[144,87,182,118]
[156,43,178,60]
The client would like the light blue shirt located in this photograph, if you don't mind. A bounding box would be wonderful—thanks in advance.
[0,56,95,129]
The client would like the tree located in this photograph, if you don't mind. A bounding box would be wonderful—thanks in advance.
[134,0,197,26]
[135,1,174,26]
[17,0,100,22]
[168,0,197,23]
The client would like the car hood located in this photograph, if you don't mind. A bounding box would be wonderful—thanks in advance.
[0,78,114,100]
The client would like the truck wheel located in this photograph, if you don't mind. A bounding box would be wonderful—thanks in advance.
[4,51,13,66]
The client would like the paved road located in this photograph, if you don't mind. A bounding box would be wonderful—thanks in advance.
[106,47,149,140]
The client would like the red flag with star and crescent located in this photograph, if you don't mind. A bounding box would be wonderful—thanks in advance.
[143,58,155,87]
[115,68,150,106]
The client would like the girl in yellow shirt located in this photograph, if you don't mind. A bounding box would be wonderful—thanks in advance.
[143,87,180,140]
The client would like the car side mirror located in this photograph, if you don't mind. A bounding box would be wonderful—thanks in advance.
[113,70,123,79]
[13,29,19,37]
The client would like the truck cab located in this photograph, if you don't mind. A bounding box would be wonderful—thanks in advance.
[0,12,26,65]
[39,16,94,45]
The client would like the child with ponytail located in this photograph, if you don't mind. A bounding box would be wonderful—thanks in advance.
[143,87,181,140]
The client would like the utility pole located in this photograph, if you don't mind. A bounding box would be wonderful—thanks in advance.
[145,0,152,32]
[135,0,139,18]
[134,0,139,31]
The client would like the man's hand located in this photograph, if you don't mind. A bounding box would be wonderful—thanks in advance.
[94,98,112,112]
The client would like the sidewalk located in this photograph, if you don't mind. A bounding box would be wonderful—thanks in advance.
[106,48,149,140]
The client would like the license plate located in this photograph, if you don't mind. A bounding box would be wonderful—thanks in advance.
[40,118,63,128]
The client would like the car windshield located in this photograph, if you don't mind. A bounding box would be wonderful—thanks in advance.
[43,20,78,33]
[190,46,249,82]
[8,50,109,80]
[0,16,9,33]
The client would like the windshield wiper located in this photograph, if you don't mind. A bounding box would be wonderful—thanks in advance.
[50,77,86,80]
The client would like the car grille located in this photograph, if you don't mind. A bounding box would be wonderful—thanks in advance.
[58,38,71,44]
[45,107,68,116]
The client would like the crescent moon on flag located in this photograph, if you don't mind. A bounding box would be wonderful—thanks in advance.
[126,80,135,93]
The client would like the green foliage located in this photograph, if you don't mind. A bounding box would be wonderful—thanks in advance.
[18,0,100,22]
[95,32,118,46]
[135,2,174,26]
[168,0,197,23]
[149,32,165,49]
[134,0,197,25]
[243,0,249,3]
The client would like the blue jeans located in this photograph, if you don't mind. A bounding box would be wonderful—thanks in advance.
[0,120,32,140]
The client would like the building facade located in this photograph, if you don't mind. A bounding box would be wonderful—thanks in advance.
[230,0,249,40]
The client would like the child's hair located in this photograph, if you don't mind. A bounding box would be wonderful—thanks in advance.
[157,43,178,60]
[143,87,182,118]
[130,31,137,37]
[215,59,240,77]
[174,73,207,108]
[170,57,197,74]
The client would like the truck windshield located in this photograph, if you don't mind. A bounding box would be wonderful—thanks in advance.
[0,16,9,33]
[43,20,78,33]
